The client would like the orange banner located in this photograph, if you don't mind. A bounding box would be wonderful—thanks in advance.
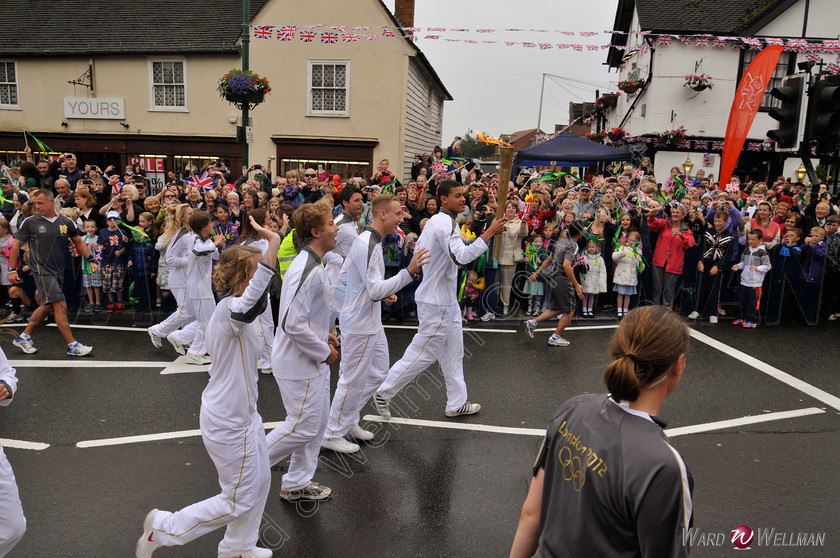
[719,45,785,189]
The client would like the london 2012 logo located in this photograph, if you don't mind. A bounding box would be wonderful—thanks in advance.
[731,525,754,549]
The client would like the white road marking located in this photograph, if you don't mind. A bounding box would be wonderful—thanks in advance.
[77,421,286,448]
[160,356,210,374]
[689,328,840,412]
[384,324,518,333]
[9,360,169,368]
[664,407,826,437]
[535,324,619,333]
[1,438,50,451]
[362,415,546,436]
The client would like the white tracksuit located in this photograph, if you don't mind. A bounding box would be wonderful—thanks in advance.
[0,349,25,557]
[378,209,488,413]
[240,237,275,369]
[332,210,360,261]
[184,236,220,358]
[149,264,273,557]
[326,228,414,440]
[265,247,333,492]
[150,229,198,344]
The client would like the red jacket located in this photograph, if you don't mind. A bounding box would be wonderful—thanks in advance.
[647,215,696,274]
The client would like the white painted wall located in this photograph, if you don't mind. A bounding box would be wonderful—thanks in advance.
[757,0,840,39]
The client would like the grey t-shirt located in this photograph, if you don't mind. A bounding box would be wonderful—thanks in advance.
[15,214,79,276]
[545,236,577,277]
[534,394,693,558]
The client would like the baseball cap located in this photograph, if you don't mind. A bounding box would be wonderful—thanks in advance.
[579,183,592,190]
[106,211,120,220]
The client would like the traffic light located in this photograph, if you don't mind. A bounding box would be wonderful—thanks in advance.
[805,75,840,153]
[767,74,806,152]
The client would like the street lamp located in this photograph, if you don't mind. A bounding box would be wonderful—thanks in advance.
[682,156,694,177]
[795,163,807,181]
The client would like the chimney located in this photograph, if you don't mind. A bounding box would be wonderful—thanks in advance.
[394,0,415,28]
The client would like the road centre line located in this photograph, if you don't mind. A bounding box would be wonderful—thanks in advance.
[1,438,50,451]
[8,360,169,369]
[73,408,826,449]
[688,328,840,412]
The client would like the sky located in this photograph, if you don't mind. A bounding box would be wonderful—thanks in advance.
[383,0,620,142]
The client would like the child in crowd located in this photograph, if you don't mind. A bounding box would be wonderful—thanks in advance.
[802,226,828,284]
[824,216,840,320]
[0,219,21,321]
[212,203,240,249]
[98,211,129,313]
[580,239,606,318]
[461,270,484,321]
[522,236,548,316]
[81,219,103,312]
[127,212,158,324]
[611,231,644,319]
[732,229,772,328]
[691,211,734,323]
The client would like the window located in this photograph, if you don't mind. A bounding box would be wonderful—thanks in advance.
[307,60,349,117]
[738,50,795,110]
[148,58,187,111]
[0,61,19,108]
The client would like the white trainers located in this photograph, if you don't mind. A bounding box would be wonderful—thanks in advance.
[166,334,186,355]
[67,342,93,356]
[258,359,272,374]
[224,548,273,558]
[547,334,570,347]
[709,316,718,324]
[445,402,481,417]
[373,393,391,419]
[479,312,495,322]
[135,508,162,558]
[348,424,375,441]
[12,336,37,354]
[147,328,163,349]
[185,354,211,365]
[688,311,700,320]
[321,437,360,454]
[523,319,537,338]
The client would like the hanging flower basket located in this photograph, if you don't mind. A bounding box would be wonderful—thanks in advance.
[607,127,627,142]
[218,69,271,109]
[618,79,645,94]
[659,126,687,148]
[586,131,605,143]
[597,92,620,107]
[684,74,713,92]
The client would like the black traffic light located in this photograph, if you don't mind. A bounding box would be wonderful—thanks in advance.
[805,75,840,152]
[767,75,806,152]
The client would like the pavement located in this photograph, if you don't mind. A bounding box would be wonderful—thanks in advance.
[1,313,839,557]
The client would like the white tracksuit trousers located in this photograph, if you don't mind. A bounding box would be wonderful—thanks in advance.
[150,286,198,343]
[257,300,274,370]
[150,411,270,557]
[265,372,330,493]
[377,302,468,414]
[185,296,216,358]
[325,330,389,440]
[0,446,25,557]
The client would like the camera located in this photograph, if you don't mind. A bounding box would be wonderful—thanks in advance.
[254,164,262,170]
[118,197,127,202]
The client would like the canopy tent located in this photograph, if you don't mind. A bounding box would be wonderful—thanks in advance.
[514,131,632,168]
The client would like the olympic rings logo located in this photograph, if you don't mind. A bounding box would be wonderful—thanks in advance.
[558,445,586,492]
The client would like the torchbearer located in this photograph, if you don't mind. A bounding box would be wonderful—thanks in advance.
[373,180,506,420]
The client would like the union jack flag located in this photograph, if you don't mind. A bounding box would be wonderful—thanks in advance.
[587,45,600,51]
[427,27,446,32]
[300,30,316,42]
[394,226,406,249]
[353,26,370,31]
[505,28,524,32]
[678,140,692,149]
[306,24,323,29]
[634,168,644,180]
[538,43,553,50]
[253,25,274,39]
[656,35,672,45]
[364,35,377,40]
[787,38,809,49]
[278,26,296,41]
[694,140,709,150]
[580,32,597,37]
[343,34,359,43]
[746,142,762,151]
[400,27,420,32]
[451,28,469,32]
[711,140,725,151]
[184,172,214,193]
[678,36,691,45]
[571,44,583,51]
[505,42,517,46]
[382,29,395,37]
[445,38,459,42]
[811,145,817,155]
[476,29,494,33]
[653,138,665,147]
[574,252,586,269]
[765,37,785,46]
[711,38,728,48]
[424,35,440,40]
[332,26,348,32]
[601,44,611,49]
[321,32,338,44]
[464,39,477,44]
[695,38,710,47]
[523,42,537,48]
[725,182,741,194]
[827,63,840,75]
[560,31,575,36]
[111,179,123,195]
[557,44,570,49]
[532,29,548,33]
[803,50,821,62]
[820,40,840,52]
[482,40,497,44]
[431,162,448,176]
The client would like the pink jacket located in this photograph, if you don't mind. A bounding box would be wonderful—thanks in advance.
[647,215,695,274]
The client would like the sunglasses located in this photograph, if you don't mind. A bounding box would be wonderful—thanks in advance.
[304,174,317,178]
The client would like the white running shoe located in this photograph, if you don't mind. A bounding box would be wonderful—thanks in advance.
[321,437,360,454]
[135,508,162,558]
[147,328,163,349]
[445,402,481,417]
[348,424,375,441]
[224,548,274,558]
[372,393,391,419]
[709,316,718,324]
[185,354,211,365]
[166,334,186,356]
[12,337,37,354]
[688,311,700,320]
[479,312,495,322]
[258,359,272,374]
[67,342,93,356]
[547,334,570,347]
[523,319,537,338]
